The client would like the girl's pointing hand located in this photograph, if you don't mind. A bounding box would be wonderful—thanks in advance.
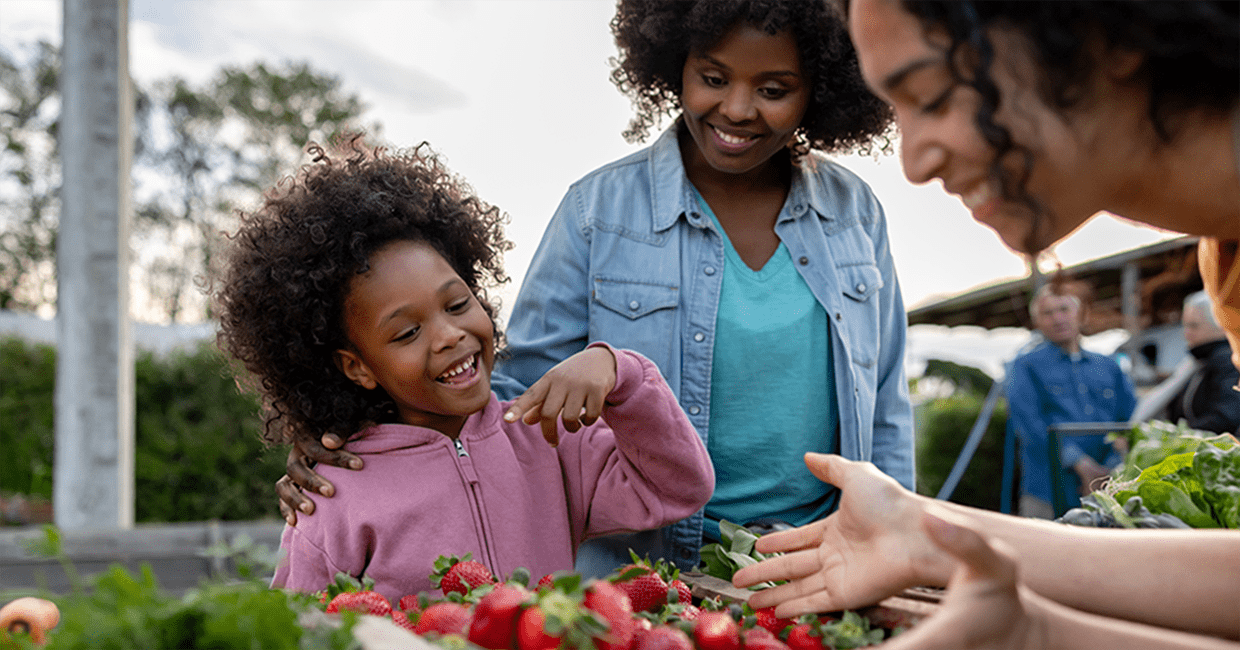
[504,346,617,446]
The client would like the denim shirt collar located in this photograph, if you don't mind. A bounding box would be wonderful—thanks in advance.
[646,124,836,233]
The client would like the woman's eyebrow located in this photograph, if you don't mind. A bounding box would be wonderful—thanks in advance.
[880,56,941,93]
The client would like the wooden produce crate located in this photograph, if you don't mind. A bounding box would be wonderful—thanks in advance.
[681,572,941,630]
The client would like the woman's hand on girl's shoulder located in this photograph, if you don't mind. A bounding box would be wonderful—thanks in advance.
[276,433,363,525]
[503,346,617,447]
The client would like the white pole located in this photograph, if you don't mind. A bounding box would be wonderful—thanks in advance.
[55,0,134,530]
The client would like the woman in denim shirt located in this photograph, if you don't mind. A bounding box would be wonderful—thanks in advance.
[497,0,913,576]
[279,0,914,577]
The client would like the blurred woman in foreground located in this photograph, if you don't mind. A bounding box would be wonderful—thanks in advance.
[734,1,1239,648]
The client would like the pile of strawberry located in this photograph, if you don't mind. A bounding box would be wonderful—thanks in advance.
[312,552,891,650]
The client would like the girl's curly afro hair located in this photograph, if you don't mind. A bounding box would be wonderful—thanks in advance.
[213,136,511,447]
[609,0,894,157]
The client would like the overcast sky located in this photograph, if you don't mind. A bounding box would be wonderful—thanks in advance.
[1,0,1179,375]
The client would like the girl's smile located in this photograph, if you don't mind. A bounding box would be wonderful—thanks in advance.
[335,239,496,438]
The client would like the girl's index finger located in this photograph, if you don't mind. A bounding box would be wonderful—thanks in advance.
[503,380,547,424]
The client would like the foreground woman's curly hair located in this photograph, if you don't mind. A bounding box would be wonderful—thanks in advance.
[213,137,511,447]
[609,0,894,157]
[894,0,1240,254]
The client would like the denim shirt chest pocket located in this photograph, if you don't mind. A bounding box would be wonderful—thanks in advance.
[590,277,679,370]
[836,263,883,368]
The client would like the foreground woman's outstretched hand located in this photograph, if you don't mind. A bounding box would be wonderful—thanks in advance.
[732,454,955,617]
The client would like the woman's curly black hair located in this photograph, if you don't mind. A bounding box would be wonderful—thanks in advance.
[609,0,894,157]
[892,0,1240,253]
[212,136,511,447]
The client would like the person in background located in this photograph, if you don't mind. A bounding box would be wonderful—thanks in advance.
[1006,281,1136,518]
[1164,290,1240,434]
[734,1,1239,648]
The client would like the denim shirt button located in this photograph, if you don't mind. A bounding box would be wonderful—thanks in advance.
[694,332,705,342]
[629,300,640,311]
[704,266,716,275]
[799,256,809,265]
[856,283,866,293]
[835,312,842,321]
[679,548,693,560]
[689,406,701,415]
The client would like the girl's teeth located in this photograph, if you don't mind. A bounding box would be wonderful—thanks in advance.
[440,357,474,380]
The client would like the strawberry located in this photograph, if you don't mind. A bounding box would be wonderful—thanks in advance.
[784,624,830,650]
[674,603,703,622]
[693,611,741,650]
[583,580,637,650]
[391,608,416,632]
[613,564,669,613]
[536,573,557,592]
[753,607,795,636]
[633,625,694,650]
[517,605,563,650]
[432,553,497,596]
[397,594,424,614]
[742,627,791,650]
[468,584,532,650]
[325,590,392,617]
[668,579,693,606]
[414,601,472,637]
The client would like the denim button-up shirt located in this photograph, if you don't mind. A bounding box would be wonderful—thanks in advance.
[495,126,914,572]
[1006,341,1136,505]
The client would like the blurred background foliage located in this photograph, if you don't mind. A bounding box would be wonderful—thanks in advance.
[1,39,378,322]
[1,336,284,523]
[913,358,1011,512]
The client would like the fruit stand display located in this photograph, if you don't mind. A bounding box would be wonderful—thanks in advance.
[2,537,927,650]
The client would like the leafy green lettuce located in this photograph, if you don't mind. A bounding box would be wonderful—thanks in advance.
[1103,422,1239,529]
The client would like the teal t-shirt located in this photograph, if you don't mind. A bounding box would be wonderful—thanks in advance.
[696,195,839,541]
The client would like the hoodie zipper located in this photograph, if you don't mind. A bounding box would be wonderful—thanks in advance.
[450,437,498,572]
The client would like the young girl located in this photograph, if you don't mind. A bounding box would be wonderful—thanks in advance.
[213,138,714,601]
[281,0,913,578]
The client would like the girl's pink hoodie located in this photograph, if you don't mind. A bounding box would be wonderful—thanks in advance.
[271,345,714,601]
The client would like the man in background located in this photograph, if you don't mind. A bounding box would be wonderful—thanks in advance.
[1006,283,1137,518]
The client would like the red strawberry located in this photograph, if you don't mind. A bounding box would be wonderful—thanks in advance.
[414,601,472,637]
[634,625,694,650]
[742,627,791,650]
[668,579,693,606]
[584,580,638,650]
[675,604,703,622]
[693,611,741,650]
[325,590,392,617]
[397,594,423,614]
[432,554,497,596]
[517,605,563,650]
[754,607,795,636]
[391,608,416,632]
[614,564,669,613]
[468,584,532,650]
[536,573,557,592]
[784,624,831,650]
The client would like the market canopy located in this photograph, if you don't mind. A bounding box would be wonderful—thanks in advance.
[906,236,1202,336]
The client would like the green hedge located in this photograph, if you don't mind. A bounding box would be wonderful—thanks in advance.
[1,336,286,523]
[916,392,1010,511]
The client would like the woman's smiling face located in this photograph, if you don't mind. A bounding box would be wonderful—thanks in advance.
[334,239,495,438]
[849,0,1112,254]
[678,21,811,181]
